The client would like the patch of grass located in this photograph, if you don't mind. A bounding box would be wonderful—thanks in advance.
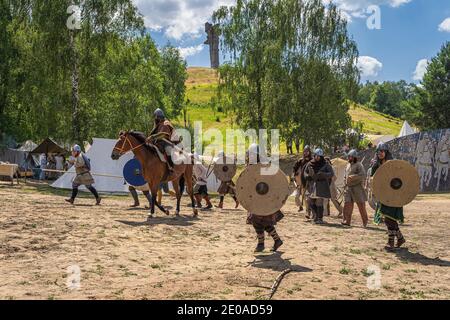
[361,268,375,277]
[349,248,362,255]
[339,267,351,275]
[382,264,391,270]
[405,269,418,274]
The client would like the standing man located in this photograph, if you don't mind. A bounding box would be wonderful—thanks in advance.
[193,153,213,210]
[292,145,312,213]
[245,144,284,252]
[303,148,334,224]
[341,149,369,227]
[370,143,406,250]
[39,153,47,180]
[216,151,239,209]
[55,153,65,178]
[65,145,101,205]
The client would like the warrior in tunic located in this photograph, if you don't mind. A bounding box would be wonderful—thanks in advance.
[370,143,406,250]
[303,148,334,224]
[65,144,101,205]
[341,149,369,227]
[148,108,176,171]
[245,144,284,253]
[292,145,312,214]
[215,151,239,209]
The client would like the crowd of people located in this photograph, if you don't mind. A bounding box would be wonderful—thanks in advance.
[61,108,407,253]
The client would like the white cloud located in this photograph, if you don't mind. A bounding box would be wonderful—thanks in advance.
[178,44,204,59]
[438,18,450,33]
[357,56,383,77]
[322,0,412,21]
[413,59,429,81]
[133,0,413,40]
[133,0,234,40]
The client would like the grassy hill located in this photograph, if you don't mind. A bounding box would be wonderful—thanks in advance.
[180,67,402,138]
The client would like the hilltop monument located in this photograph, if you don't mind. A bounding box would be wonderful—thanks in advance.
[204,22,220,69]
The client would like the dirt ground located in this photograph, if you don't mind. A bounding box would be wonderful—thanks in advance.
[1,181,449,300]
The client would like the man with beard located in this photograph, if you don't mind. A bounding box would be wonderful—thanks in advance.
[292,146,312,214]
[303,148,334,224]
[341,149,369,227]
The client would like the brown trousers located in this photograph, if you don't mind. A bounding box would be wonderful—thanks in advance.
[342,201,369,226]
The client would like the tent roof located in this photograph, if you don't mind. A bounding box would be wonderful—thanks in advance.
[17,140,38,152]
[398,121,415,137]
[30,138,68,155]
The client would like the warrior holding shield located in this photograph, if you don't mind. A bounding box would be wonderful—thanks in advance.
[237,144,288,253]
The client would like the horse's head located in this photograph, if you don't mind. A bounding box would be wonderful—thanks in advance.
[111,130,133,160]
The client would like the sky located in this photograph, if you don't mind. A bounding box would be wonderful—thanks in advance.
[134,0,450,84]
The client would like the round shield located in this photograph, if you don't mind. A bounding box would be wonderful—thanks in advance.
[236,164,290,216]
[123,158,147,187]
[372,160,419,207]
[213,156,237,182]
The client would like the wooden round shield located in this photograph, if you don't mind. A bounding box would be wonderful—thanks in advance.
[236,164,290,216]
[213,156,237,182]
[372,160,419,207]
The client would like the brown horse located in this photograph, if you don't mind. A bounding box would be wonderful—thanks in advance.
[111,131,198,218]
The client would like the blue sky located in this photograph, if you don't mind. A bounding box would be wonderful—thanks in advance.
[135,0,450,83]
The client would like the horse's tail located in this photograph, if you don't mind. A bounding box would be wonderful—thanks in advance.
[179,175,185,194]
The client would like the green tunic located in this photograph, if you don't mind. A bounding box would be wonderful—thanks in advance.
[374,203,404,224]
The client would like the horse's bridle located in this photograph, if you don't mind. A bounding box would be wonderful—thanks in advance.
[113,134,144,155]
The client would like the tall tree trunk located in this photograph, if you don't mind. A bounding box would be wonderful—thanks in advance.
[256,79,263,130]
[69,30,81,146]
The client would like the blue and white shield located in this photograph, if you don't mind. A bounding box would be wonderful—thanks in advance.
[123,158,147,187]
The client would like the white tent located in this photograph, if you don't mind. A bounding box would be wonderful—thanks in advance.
[398,121,415,137]
[366,134,395,146]
[52,138,222,194]
[52,138,133,193]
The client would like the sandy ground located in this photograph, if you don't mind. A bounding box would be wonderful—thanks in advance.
[1,181,449,300]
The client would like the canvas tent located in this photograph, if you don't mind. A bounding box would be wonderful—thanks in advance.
[398,121,415,137]
[52,138,222,194]
[52,138,132,193]
[31,138,68,155]
[366,134,395,146]
[0,139,39,171]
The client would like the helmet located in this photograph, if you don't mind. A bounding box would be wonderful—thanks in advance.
[376,142,389,152]
[154,108,165,120]
[72,144,82,153]
[314,148,324,157]
[347,149,358,158]
[304,145,311,152]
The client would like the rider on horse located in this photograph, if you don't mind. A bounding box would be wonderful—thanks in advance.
[148,108,176,171]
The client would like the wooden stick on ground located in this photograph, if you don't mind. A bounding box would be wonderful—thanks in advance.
[268,268,292,300]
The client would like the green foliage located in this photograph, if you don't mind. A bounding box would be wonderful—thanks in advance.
[0,0,187,145]
[407,42,450,130]
[213,0,359,148]
[358,80,416,119]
